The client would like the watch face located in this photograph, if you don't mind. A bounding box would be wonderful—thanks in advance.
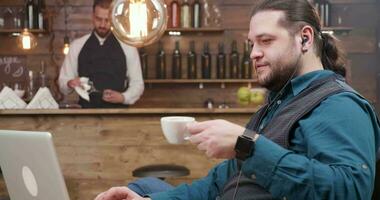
[235,135,255,160]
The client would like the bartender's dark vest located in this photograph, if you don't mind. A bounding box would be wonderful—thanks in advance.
[78,32,128,108]
[218,74,375,200]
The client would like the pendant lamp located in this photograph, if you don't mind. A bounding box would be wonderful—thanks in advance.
[110,0,167,47]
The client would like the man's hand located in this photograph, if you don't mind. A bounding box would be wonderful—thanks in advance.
[94,186,150,200]
[103,89,125,104]
[187,120,245,159]
[67,77,81,89]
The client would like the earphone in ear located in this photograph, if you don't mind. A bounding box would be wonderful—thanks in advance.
[301,36,308,46]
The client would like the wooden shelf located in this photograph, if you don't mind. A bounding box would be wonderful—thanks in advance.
[165,27,224,35]
[321,27,352,34]
[144,79,257,84]
[0,29,48,35]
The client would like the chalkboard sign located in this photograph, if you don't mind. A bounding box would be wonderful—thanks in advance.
[0,56,28,89]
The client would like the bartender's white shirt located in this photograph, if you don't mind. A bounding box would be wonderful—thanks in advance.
[58,32,144,105]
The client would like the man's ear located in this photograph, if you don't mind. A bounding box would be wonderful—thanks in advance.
[300,25,314,52]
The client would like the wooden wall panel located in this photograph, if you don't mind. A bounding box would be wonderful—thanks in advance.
[0,0,379,107]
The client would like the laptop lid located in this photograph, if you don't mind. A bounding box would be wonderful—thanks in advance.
[0,130,70,200]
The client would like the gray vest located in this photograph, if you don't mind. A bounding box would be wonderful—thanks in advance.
[219,74,361,200]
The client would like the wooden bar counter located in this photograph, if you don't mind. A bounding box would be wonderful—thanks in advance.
[0,108,257,200]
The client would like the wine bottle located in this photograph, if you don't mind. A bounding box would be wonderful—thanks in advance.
[241,40,252,79]
[229,40,240,79]
[192,0,201,28]
[216,42,226,79]
[172,41,182,79]
[26,0,35,29]
[37,0,46,30]
[181,0,191,28]
[324,0,330,27]
[139,47,148,79]
[39,60,47,87]
[26,70,35,102]
[201,42,212,79]
[319,0,325,27]
[156,41,166,79]
[170,0,181,28]
[187,41,197,79]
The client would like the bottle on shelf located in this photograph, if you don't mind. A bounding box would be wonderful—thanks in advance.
[316,0,330,27]
[324,0,330,27]
[139,47,148,79]
[181,0,191,28]
[39,60,47,88]
[229,40,240,79]
[187,41,197,79]
[26,0,35,29]
[33,0,39,29]
[172,41,182,79]
[241,40,252,79]
[201,42,211,79]
[37,0,46,30]
[0,9,4,29]
[156,41,166,79]
[3,8,13,29]
[192,0,201,28]
[25,70,35,102]
[216,42,226,79]
[170,0,181,28]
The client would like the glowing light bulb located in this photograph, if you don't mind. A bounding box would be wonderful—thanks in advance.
[63,43,70,55]
[110,0,167,47]
[17,29,37,50]
[129,0,148,38]
[22,35,31,50]
[63,36,70,55]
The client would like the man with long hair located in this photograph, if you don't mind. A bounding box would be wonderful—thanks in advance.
[95,0,379,199]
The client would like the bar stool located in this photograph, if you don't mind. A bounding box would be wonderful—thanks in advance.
[132,164,190,180]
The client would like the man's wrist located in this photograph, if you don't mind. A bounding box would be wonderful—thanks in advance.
[234,130,259,161]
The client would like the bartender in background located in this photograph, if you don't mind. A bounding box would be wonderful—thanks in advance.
[58,0,144,108]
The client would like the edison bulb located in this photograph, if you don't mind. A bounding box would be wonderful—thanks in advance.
[63,36,70,55]
[17,29,37,50]
[110,0,167,47]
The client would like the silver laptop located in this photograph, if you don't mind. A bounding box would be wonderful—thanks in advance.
[0,130,70,200]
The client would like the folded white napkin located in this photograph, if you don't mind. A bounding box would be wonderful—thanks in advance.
[26,87,59,109]
[74,77,92,101]
[0,86,27,109]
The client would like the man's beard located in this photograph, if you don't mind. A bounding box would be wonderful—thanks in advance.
[95,28,110,38]
[259,52,301,91]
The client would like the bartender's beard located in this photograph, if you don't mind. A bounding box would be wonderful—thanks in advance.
[95,27,111,38]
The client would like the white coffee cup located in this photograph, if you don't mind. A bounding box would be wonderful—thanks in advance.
[160,116,195,144]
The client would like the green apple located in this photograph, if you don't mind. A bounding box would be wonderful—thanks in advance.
[250,89,266,104]
[237,87,251,103]
[238,98,250,105]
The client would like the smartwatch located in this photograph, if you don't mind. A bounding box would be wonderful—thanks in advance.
[234,133,259,161]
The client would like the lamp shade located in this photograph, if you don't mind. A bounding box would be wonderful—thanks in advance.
[110,0,167,47]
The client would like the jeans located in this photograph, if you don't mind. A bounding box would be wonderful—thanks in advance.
[128,177,174,197]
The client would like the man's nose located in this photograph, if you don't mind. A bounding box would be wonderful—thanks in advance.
[100,20,108,27]
[250,46,263,60]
